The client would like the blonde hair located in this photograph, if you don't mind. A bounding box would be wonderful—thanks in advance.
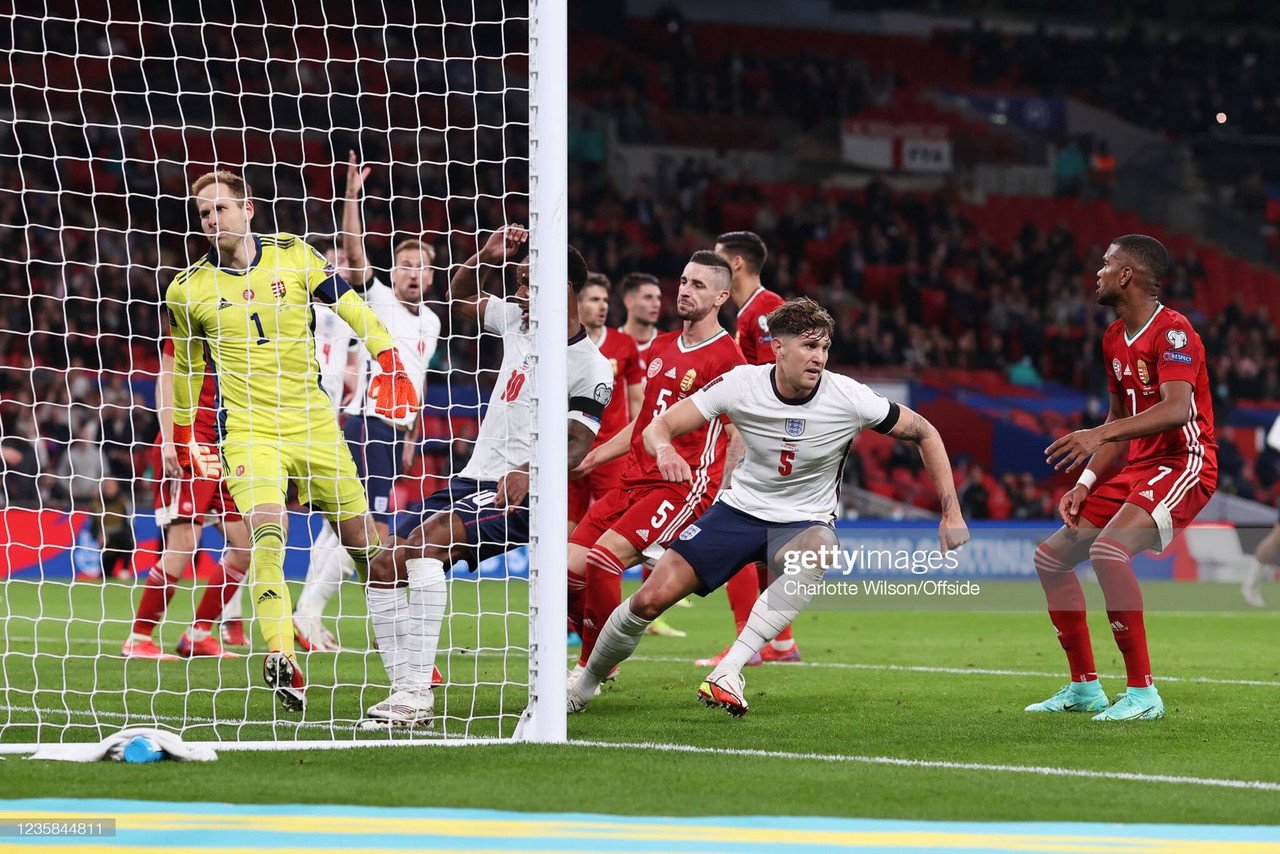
[190,170,251,201]
[394,238,436,264]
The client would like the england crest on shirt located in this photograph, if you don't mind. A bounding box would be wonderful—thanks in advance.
[785,418,806,437]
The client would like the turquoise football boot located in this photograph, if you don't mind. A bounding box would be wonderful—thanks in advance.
[1092,685,1165,721]
[1025,681,1110,713]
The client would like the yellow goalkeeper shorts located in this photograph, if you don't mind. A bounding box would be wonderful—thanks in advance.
[221,422,368,521]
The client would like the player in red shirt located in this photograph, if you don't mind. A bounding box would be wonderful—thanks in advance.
[1031,234,1217,721]
[618,272,663,374]
[568,273,645,532]
[567,251,746,678]
[121,338,252,659]
[701,230,800,667]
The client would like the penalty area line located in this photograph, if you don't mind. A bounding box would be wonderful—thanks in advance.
[570,739,1280,793]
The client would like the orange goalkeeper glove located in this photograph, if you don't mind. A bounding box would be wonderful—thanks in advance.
[172,423,223,479]
[369,348,420,423]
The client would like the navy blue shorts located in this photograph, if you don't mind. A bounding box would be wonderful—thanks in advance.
[343,415,404,527]
[667,502,832,596]
[395,477,529,572]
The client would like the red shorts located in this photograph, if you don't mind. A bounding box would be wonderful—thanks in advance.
[569,480,714,560]
[568,456,628,522]
[151,445,241,526]
[1080,457,1217,552]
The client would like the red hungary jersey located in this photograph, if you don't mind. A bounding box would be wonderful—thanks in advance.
[735,286,786,366]
[621,329,745,490]
[1103,303,1217,478]
[593,326,643,441]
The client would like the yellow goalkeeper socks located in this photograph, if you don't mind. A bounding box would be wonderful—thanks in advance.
[250,523,293,656]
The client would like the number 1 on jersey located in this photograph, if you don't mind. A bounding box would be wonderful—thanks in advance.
[250,312,268,345]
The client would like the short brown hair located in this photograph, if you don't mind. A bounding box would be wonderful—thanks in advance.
[766,297,834,339]
[620,272,660,295]
[716,230,767,275]
[394,238,436,263]
[190,170,251,200]
[687,250,732,289]
[584,272,611,292]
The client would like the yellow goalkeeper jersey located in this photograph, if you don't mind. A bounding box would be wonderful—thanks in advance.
[165,233,394,438]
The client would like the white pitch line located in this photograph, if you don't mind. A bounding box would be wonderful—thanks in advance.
[6,637,1279,688]
[570,739,1280,793]
[628,654,1280,689]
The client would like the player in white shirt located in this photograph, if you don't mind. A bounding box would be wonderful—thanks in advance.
[294,153,443,651]
[1243,413,1280,606]
[568,297,970,716]
[360,228,613,726]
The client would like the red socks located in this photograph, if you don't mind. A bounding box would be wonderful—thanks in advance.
[1090,537,1152,688]
[1034,543,1097,682]
[567,571,587,635]
[580,547,626,667]
[131,567,177,637]
[725,564,758,633]
[193,560,246,632]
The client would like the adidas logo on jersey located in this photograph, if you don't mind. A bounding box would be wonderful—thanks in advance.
[1140,489,1154,500]
[1123,365,1132,376]
[664,367,677,379]
[635,528,650,540]
[218,298,234,310]
[257,590,281,603]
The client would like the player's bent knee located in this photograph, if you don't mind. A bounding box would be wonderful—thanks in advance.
[369,536,407,587]
[629,588,667,622]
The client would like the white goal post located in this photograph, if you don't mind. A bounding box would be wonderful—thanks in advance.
[0,0,566,752]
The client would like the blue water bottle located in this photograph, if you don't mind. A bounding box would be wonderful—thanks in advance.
[122,736,164,763]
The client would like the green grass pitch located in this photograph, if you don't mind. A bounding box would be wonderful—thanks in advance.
[3,577,1278,825]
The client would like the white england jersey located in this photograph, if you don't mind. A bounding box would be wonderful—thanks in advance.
[344,277,442,428]
[461,297,614,482]
[312,305,355,412]
[691,364,898,523]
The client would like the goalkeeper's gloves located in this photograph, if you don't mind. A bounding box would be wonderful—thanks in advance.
[369,348,420,424]
[172,423,223,479]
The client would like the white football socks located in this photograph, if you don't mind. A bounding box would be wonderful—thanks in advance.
[714,561,821,677]
[365,585,408,688]
[404,557,447,691]
[581,596,651,692]
[295,521,353,618]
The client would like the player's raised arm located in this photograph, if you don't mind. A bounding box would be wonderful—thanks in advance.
[164,279,220,478]
[447,225,528,327]
[885,405,970,552]
[304,239,419,422]
[340,150,374,288]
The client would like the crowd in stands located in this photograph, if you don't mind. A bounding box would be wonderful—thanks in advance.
[571,155,1280,516]
[943,24,1280,138]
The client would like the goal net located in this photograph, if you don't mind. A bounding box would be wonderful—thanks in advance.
[0,0,566,750]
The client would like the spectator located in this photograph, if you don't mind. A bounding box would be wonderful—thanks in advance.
[959,465,990,520]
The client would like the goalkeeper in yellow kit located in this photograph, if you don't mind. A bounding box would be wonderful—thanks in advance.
[166,170,419,713]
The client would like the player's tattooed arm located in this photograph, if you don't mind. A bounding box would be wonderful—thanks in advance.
[722,428,746,488]
[888,406,969,551]
[448,225,528,326]
[567,420,596,471]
